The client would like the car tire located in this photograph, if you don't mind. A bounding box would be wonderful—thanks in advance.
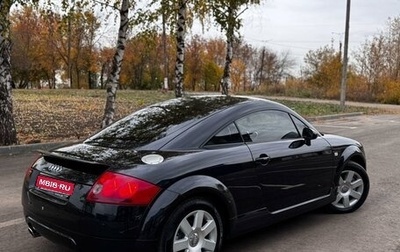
[158,198,223,252]
[328,161,369,213]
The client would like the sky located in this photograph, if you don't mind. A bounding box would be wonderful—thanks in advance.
[198,0,400,74]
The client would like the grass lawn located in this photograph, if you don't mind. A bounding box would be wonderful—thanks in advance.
[274,99,383,117]
[12,89,385,144]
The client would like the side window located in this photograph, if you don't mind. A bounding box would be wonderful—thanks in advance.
[236,111,300,143]
[205,123,243,146]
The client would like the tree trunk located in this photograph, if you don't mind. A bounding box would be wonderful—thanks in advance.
[67,14,73,88]
[162,3,169,91]
[101,0,129,128]
[88,71,92,89]
[52,69,57,89]
[100,62,107,89]
[0,1,18,146]
[75,64,80,89]
[174,0,186,98]
[221,34,233,95]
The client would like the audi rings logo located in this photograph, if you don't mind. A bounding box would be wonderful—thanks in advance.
[48,164,63,173]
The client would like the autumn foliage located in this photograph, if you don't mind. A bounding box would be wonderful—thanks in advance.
[285,17,400,104]
[8,6,400,107]
[10,6,100,89]
[9,6,295,94]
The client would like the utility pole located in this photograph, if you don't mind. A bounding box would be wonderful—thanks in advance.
[340,0,351,109]
[259,48,265,87]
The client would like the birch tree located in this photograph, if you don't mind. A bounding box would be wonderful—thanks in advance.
[58,0,133,127]
[101,0,130,128]
[148,0,188,96]
[212,0,261,95]
[0,0,72,145]
[172,0,187,97]
[147,0,209,97]
[0,0,131,143]
[0,0,18,145]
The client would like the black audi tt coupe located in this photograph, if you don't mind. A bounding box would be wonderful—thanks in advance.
[22,95,369,252]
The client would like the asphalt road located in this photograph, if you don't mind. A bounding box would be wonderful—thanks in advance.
[1,114,400,252]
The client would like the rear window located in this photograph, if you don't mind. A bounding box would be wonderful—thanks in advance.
[84,96,246,149]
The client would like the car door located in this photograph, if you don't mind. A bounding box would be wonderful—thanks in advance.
[235,110,335,213]
[204,123,264,216]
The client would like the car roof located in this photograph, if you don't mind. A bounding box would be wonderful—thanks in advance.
[176,95,291,113]
[156,95,299,150]
[85,95,299,151]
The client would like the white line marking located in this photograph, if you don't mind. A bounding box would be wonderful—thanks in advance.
[315,125,357,129]
[0,218,25,229]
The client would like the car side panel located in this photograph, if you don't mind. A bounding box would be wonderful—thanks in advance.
[139,175,236,240]
[247,137,335,213]
[121,145,263,216]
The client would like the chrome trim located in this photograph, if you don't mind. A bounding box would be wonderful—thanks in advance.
[48,164,63,173]
[271,194,331,215]
[28,225,41,238]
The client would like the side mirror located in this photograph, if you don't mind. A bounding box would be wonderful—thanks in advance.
[302,128,317,146]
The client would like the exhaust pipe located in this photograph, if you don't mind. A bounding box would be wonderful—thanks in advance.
[28,225,41,238]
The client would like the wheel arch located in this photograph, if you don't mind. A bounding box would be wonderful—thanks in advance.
[337,145,366,171]
[139,175,237,240]
[349,153,366,170]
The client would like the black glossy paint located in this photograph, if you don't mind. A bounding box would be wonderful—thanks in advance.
[21,95,367,251]
[247,137,335,212]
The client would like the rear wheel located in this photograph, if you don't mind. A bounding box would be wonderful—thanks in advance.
[159,198,223,252]
[329,161,369,213]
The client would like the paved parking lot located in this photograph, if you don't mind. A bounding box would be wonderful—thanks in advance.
[1,114,400,252]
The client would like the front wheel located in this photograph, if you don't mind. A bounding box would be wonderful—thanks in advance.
[328,161,369,213]
[159,198,223,252]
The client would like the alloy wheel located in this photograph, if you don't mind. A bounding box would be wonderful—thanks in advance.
[173,209,218,252]
[332,170,364,210]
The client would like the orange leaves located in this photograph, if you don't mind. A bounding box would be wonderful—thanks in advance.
[378,79,400,104]
[231,59,247,92]
[10,6,102,89]
[302,45,343,99]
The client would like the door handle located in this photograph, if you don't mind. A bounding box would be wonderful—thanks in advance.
[255,154,270,165]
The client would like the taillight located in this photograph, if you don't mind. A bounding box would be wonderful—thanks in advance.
[24,167,33,181]
[24,156,40,181]
[86,172,160,206]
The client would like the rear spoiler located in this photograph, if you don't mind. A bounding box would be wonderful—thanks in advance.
[38,150,109,175]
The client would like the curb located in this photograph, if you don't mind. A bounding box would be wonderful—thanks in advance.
[0,142,75,156]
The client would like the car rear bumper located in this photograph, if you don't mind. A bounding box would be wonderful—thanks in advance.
[22,182,158,252]
[24,215,158,251]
